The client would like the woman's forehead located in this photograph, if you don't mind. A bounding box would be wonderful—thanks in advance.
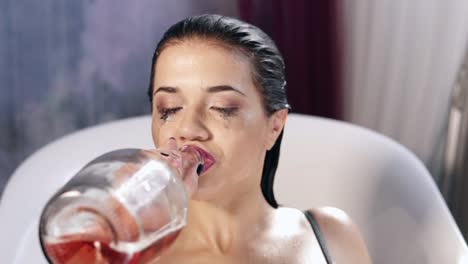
[153,41,255,92]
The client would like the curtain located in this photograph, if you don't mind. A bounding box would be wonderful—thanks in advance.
[238,0,343,118]
[342,0,468,170]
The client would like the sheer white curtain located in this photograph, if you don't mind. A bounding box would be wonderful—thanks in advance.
[342,0,468,176]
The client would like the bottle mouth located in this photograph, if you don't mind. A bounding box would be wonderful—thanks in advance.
[179,145,204,176]
[179,145,215,175]
[196,164,204,176]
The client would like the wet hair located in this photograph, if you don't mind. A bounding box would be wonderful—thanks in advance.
[147,14,290,208]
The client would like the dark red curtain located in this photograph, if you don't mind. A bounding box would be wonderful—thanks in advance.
[238,0,343,119]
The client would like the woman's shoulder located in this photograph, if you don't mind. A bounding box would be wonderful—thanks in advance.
[307,207,372,264]
[307,207,354,234]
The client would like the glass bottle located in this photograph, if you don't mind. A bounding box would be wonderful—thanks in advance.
[39,146,203,264]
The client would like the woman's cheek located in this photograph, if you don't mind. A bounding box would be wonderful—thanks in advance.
[152,123,170,147]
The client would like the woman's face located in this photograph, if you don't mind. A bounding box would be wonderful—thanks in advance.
[151,39,283,202]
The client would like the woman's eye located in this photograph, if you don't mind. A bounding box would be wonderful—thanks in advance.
[158,107,182,120]
[211,107,239,117]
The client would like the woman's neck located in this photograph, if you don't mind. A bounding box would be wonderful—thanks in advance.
[183,188,275,253]
[200,180,276,226]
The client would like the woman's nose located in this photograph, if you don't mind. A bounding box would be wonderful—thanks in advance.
[175,111,210,142]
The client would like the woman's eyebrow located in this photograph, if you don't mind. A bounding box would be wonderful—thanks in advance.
[206,85,246,96]
[153,86,178,96]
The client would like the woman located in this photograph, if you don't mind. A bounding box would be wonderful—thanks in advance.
[148,14,371,263]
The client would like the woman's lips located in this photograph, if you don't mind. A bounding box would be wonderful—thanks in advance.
[180,145,216,175]
[191,146,216,175]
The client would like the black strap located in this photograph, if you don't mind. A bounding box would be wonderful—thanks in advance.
[304,211,333,264]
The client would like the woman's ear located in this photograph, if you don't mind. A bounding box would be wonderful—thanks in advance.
[265,109,288,150]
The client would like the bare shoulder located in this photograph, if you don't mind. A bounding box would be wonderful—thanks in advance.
[308,207,372,264]
[308,207,356,238]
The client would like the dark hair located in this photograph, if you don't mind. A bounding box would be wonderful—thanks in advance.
[147,14,290,208]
